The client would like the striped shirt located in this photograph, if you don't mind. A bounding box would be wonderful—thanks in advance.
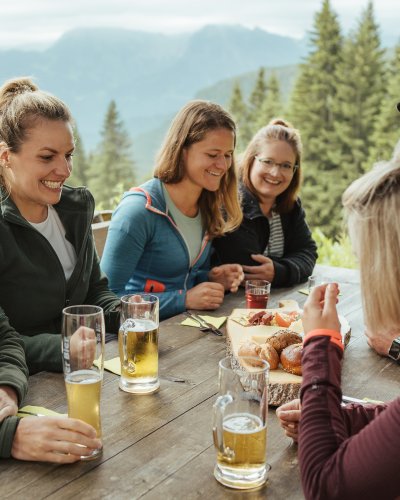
[264,212,284,258]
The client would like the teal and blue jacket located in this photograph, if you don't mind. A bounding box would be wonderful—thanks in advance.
[101,178,212,320]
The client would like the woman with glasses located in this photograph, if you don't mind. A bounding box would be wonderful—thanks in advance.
[212,118,317,287]
[101,100,244,320]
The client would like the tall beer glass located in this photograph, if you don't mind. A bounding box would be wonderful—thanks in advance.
[213,356,270,489]
[119,294,160,394]
[61,305,105,460]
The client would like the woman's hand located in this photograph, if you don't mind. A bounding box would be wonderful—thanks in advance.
[70,326,96,369]
[242,254,275,282]
[11,416,102,463]
[276,398,301,442]
[0,386,18,422]
[208,264,244,292]
[365,327,400,357]
[302,283,341,334]
[185,282,225,310]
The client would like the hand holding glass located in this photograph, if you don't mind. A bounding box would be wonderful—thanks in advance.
[61,305,105,460]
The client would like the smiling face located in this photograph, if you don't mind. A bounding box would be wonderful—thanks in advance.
[1,118,74,222]
[181,127,235,195]
[249,139,296,205]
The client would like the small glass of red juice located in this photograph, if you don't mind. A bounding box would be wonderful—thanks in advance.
[245,280,271,309]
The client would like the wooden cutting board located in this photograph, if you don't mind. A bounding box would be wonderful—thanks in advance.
[226,300,351,406]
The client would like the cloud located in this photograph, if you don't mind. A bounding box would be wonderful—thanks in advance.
[0,0,397,49]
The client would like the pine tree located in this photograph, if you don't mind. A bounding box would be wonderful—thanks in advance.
[67,127,89,187]
[255,73,283,130]
[88,101,136,209]
[333,1,386,180]
[368,43,400,165]
[249,67,267,127]
[288,0,343,238]
[228,81,252,152]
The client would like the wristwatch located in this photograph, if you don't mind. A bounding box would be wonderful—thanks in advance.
[388,337,400,361]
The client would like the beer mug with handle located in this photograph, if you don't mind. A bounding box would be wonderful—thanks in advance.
[61,305,105,460]
[119,294,160,394]
[213,356,270,489]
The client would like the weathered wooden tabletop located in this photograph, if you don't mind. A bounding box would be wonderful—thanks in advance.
[1,264,399,500]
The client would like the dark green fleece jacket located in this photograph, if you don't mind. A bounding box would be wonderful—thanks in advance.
[0,185,120,375]
[0,325,29,458]
[0,185,120,457]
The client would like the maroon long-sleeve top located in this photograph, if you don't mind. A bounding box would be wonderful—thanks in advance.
[299,329,400,500]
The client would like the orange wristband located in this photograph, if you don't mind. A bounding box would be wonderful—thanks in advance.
[304,329,344,351]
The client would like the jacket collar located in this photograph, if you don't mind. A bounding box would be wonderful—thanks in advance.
[240,184,264,220]
[0,185,93,232]
[126,178,167,214]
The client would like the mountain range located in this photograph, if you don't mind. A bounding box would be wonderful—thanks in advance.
[0,25,306,176]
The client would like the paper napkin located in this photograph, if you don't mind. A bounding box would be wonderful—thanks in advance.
[18,405,65,418]
[298,288,342,296]
[94,356,121,375]
[181,315,227,329]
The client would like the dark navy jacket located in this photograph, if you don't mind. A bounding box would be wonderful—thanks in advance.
[212,186,317,287]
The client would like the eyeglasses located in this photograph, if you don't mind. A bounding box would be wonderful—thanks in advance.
[255,156,298,175]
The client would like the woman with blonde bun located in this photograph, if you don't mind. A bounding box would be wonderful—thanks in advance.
[0,77,118,461]
[212,119,317,287]
[277,145,400,499]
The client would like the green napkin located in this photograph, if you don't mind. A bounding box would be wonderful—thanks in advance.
[181,315,226,329]
[18,405,65,418]
[94,356,121,375]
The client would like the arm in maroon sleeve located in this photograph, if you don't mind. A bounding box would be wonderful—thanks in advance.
[299,330,400,500]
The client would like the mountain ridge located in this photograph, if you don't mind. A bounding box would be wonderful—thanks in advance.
[0,25,306,173]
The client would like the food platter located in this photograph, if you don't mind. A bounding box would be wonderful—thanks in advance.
[226,300,351,406]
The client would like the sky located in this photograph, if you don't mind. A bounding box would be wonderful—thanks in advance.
[1,0,398,49]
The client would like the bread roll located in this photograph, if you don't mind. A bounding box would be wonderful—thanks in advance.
[238,341,264,366]
[259,343,279,370]
[280,343,302,375]
[265,330,302,355]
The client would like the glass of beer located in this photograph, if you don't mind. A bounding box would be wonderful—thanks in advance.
[119,294,160,394]
[213,356,270,489]
[61,305,105,460]
[245,280,271,309]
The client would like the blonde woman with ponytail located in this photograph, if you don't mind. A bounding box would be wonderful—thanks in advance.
[0,77,118,462]
[212,119,317,287]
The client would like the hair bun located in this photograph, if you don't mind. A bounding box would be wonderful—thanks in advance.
[268,117,293,129]
[0,77,38,102]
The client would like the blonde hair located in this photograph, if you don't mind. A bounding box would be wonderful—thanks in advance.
[240,118,303,213]
[0,77,72,191]
[342,147,400,334]
[154,100,242,237]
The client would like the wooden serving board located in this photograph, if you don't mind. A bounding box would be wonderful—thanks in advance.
[226,300,351,406]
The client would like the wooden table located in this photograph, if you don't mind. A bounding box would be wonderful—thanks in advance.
[1,265,400,499]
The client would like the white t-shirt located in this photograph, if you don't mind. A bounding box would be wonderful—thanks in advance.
[30,206,77,280]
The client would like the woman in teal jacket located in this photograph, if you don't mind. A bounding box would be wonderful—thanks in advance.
[0,77,113,461]
[101,101,244,320]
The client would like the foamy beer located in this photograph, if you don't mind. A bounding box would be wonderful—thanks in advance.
[119,294,160,394]
[213,356,270,489]
[61,305,105,460]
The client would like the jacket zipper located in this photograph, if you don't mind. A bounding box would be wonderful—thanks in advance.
[132,185,210,291]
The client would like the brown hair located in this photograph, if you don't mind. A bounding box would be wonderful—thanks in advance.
[240,118,303,213]
[154,100,242,237]
[0,77,72,191]
[343,147,400,334]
